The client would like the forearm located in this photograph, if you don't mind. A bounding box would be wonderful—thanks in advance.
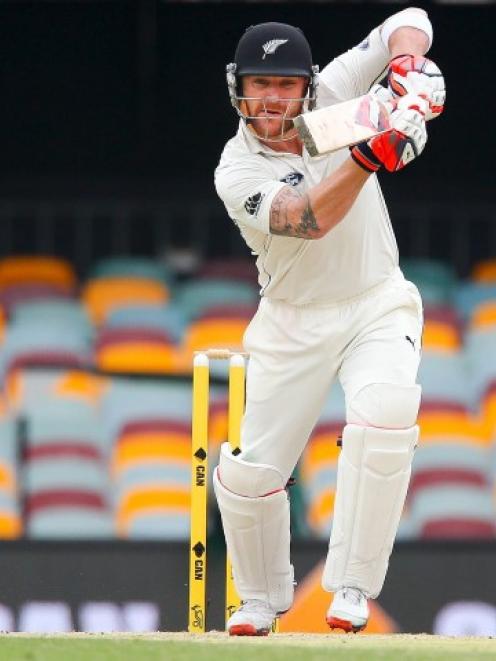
[383,8,431,57]
[270,159,369,240]
[388,26,429,58]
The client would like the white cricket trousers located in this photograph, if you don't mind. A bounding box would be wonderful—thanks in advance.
[240,268,423,481]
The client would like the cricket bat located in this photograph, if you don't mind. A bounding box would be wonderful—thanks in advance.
[293,94,392,157]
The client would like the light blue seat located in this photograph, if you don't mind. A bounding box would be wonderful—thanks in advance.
[409,484,495,535]
[26,400,107,452]
[115,464,190,492]
[400,258,457,305]
[465,329,496,406]
[0,323,90,379]
[27,508,114,539]
[23,460,109,495]
[0,490,20,515]
[454,283,496,322]
[106,304,187,343]
[413,443,491,476]
[125,513,190,540]
[89,257,173,286]
[101,379,193,442]
[319,382,346,422]
[11,301,93,339]
[0,417,18,464]
[418,351,470,407]
[7,369,64,415]
[298,384,346,540]
[176,279,258,320]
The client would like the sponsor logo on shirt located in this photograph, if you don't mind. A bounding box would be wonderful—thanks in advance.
[280,171,304,187]
[244,192,265,216]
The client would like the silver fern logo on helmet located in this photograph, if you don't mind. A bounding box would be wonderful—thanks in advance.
[262,39,288,59]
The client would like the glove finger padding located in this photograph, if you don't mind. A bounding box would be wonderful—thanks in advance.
[352,106,427,173]
[388,55,446,120]
[370,107,427,172]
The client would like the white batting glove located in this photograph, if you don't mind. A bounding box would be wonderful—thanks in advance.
[352,94,427,173]
[388,55,446,120]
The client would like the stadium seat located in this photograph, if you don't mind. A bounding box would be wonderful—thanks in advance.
[0,320,90,380]
[26,505,113,539]
[0,414,22,538]
[175,278,258,321]
[198,258,258,285]
[408,484,496,539]
[89,256,173,286]
[418,350,470,410]
[11,300,93,341]
[112,419,191,539]
[106,304,187,343]
[401,258,457,306]
[82,277,169,325]
[101,379,193,443]
[0,283,75,316]
[94,327,182,374]
[471,259,496,284]
[454,282,496,323]
[300,385,346,539]
[422,306,462,352]
[22,399,112,538]
[411,393,494,539]
[0,256,76,291]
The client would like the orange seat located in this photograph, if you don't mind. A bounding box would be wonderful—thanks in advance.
[112,433,190,476]
[182,318,249,356]
[82,277,169,325]
[470,301,496,330]
[0,511,22,539]
[0,462,16,494]
[116,487,190,535]
[422,320,461,352]
[95,342,182,374]
[418,410,490,448]
[0,256,76,291]
[301,425,342,535]
[471,259,496,284]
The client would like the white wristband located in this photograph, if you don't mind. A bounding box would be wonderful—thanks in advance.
[381,9,433,52]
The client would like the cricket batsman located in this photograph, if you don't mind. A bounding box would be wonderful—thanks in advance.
[213,7,445,635]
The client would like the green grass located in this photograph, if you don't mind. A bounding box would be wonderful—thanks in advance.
[0,633,495,661]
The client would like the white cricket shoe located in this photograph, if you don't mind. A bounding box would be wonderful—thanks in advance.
[326,587,369,633]
[227,600,277,636]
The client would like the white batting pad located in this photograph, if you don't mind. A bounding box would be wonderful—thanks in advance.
[217,442,285,497]
[322,423,418,598]
[213,470,294,613]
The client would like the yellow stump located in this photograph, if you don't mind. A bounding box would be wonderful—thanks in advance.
[188,353,209,633]
[188,348,278,633]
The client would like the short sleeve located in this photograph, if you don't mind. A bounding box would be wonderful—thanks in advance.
[215,160,287,235]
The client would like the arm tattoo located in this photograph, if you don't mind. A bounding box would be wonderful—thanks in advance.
[270,186,320,238]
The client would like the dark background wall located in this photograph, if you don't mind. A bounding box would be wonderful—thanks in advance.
[0,1,492,199]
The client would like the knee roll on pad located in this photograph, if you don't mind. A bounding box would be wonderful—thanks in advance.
[213,469,294,613]
[322,423,418,598]
[348,383,421,428]
[217,442,285,497]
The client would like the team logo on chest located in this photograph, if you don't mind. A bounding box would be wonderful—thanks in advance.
[280,171,304,187]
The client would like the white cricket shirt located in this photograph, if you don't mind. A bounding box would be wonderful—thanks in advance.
[215,14,431,305]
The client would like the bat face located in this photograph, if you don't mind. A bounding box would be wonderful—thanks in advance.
[293,94,391,157]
